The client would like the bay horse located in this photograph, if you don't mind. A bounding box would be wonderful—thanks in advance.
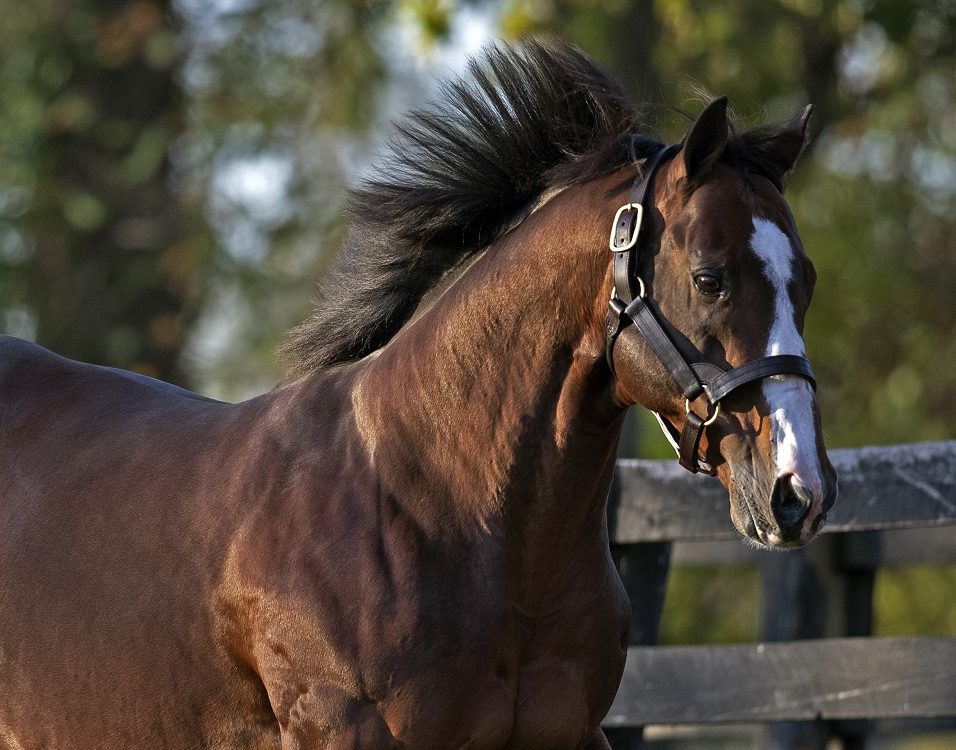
[0,41,836,749]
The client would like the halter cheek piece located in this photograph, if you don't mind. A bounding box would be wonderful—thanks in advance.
[605,144,816,475]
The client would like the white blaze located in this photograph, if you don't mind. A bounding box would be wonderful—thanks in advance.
[749,218,823,497]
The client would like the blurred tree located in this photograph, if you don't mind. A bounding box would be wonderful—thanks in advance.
[0,0,205,384]
[171,0,397,396]
[0,0,402,393]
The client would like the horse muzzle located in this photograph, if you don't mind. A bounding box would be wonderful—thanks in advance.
[733,463,838,549]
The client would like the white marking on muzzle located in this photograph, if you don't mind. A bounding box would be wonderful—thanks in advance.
[750,218,824,506]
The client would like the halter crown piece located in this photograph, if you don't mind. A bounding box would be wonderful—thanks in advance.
[605,144,817,475]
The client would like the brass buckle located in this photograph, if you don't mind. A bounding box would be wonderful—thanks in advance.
[609,203,644,251]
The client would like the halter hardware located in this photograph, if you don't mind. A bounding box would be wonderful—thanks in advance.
[609,203,644,251]
[606,144,817,475]
[686,398,720,426]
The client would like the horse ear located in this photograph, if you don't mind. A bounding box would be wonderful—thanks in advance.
[682,97,729,181]
[770,104,814,175]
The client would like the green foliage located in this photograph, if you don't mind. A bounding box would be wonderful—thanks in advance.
[659,565,760,644]
[166,0,401,395]
[0,0,206,383]
[874,566,956,636]
[401,0,454,44]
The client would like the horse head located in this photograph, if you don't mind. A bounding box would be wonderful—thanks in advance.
[608,98,838,549]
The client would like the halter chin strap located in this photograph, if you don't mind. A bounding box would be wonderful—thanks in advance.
[605,145,817,475]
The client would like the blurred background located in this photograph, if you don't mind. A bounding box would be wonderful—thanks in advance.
[0,1,953,746]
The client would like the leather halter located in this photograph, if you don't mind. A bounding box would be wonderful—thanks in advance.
[605,144,816,475]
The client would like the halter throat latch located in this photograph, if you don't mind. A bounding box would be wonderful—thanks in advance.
[605,145,817,475]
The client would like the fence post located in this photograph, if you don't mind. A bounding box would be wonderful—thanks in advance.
[758,538,837,750]
[759,532,880,749]
[834,530,879,749]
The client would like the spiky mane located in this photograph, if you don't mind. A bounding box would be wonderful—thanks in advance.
[281,39,645,374]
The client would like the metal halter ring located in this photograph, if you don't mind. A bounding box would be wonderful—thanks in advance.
[610,276,645,302]
[685,398,720,426]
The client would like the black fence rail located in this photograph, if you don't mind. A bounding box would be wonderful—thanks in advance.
[604,440,956,750]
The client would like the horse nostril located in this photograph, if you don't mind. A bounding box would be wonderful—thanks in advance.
[770,473,812,531]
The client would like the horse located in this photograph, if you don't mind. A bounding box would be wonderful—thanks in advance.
[0,41,837,749]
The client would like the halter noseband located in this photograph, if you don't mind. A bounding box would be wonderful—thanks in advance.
[605,144,816,475]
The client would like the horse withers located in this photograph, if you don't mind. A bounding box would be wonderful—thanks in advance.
[0,41,836,749]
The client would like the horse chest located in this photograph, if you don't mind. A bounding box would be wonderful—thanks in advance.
[266,570,624,749]
[398,588,627,749]
[507,583,629,747]
[232,477,628,748]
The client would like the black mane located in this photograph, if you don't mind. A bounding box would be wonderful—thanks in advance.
[281,40,644,374]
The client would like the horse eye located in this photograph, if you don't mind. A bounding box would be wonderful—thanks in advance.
[694,273,722,296]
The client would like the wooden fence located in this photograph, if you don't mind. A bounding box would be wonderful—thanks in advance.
[603,440,956,749]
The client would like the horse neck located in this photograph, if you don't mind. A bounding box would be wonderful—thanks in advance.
[349,179,627,557]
